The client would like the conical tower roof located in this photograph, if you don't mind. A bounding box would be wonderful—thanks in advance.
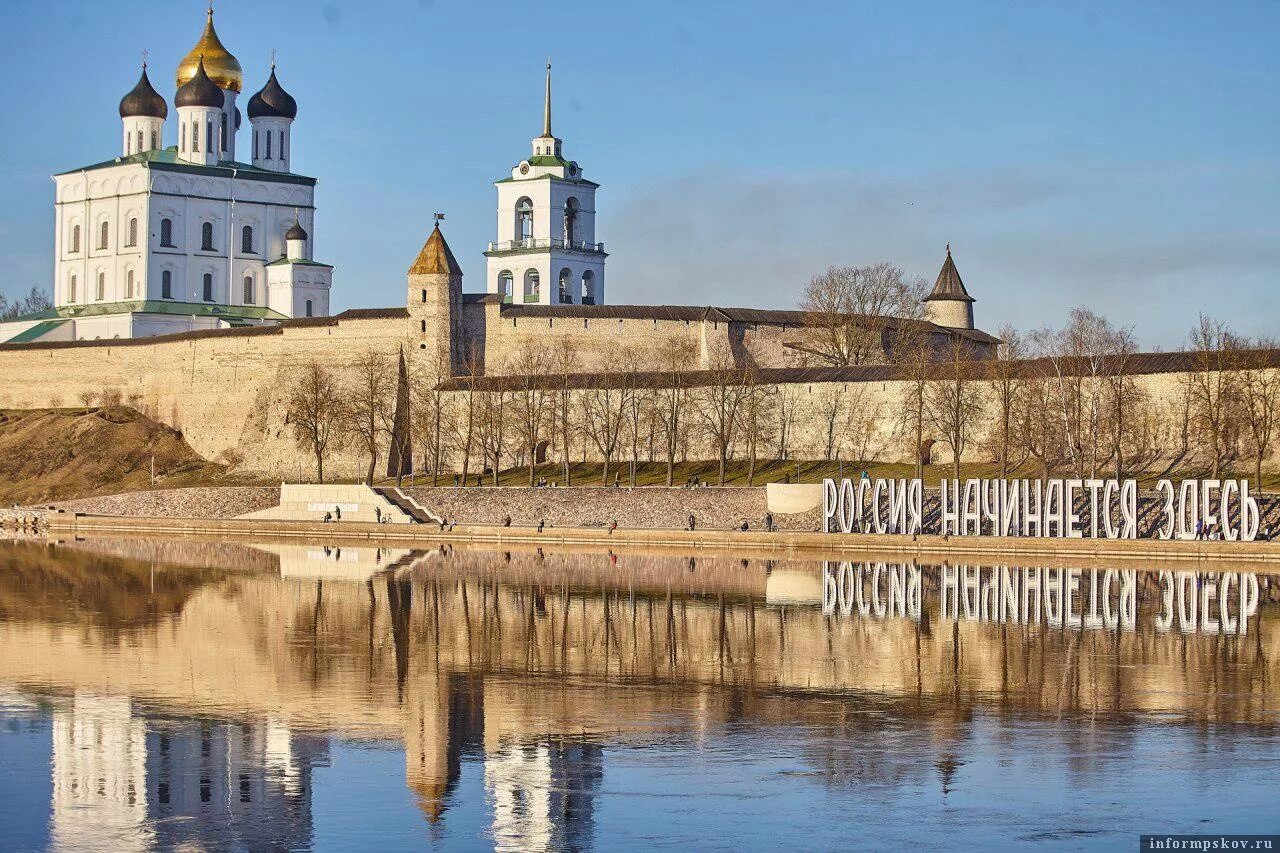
[925,244,975,303]
[409,224,463,275]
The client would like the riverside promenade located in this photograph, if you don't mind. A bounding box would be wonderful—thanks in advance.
[45,510,1280,569]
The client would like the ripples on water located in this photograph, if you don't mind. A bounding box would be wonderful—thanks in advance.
[0,537,1277,851]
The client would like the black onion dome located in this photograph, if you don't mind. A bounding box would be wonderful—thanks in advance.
[175,57,224,108]
[247,67,297,120]
[119,67,168,119]
[285,219,308,240]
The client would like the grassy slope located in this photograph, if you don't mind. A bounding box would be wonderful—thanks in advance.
[0,407,242,505]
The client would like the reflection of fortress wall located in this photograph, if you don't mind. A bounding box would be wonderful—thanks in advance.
[51,694,150,853]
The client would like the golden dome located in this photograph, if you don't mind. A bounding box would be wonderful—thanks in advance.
[175,10,242,93]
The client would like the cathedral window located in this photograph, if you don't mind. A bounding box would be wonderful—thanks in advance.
[201,222,214,252]
[523,269,540,302]
[305,299,314,318]
[221,114,228,152]
[181,122,186,150]
[202,273,213,302]
[516,198,533,243]
[558,268,572,304]
[242,275,254,304]
[281,132,287,160]
[253,130,258,159]
[265,131,272,159]
[241,225,254,254]
[192,120,200,153]
[161,270,172,299]
[98,221,109,250]
[126,218,138,247]
[136,130,143,154]
[581,270,595,305]
[126,269,135,299]
[160,218,174,247]
[206,121,214,154]
[96,272,105,301]
[68,274,77,303]
[70,224,80,254]
[150,130,158,150]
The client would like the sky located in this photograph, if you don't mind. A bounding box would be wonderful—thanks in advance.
[0,0,1276,348]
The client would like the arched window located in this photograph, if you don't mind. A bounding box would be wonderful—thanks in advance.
[253,130,258,159]
[126,218,138,247]
[202,273,213,302]
[281,131,287,160]
[265,131,272,159]
[99,221,109,250]
[68,274,77,303]
[498,270,514,304]
[159,218,173,247]
[70,224,81,253]
[563,197,579,246]
[136,130,143,154]
[515,197,533,244]
[523,269,540,302]
[220,113,228,152]
[205,120,213,154]
[241,225,253,254]
[558,268,572,304]
[161,270,172,299]
[150,130,158,150]
[126,269,135,299]
[581,270,596,305]
[201,222,214,251]
[181,122,186,150]
[242,275,254,304]
[192,120,200,153]
[96,272,105,301]
[305,299,314,318]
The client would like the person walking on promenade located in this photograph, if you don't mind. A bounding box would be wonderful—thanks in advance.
[503,515,512,527]
[688,513,696,531]
[765,512,774,532]
[537,519,545,533]
[609,519,618,535]
[335,505,342,522]
[374,506,382,524]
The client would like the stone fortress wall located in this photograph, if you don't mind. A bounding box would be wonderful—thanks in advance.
[0,290,1266,480]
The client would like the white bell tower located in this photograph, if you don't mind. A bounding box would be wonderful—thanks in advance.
[485,63,606,306]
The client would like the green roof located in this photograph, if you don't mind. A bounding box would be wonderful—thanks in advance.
[6,299,288,324]
[4,319,68,343]
[55,147,317,187]
[265,258,334,268]
[495,173,600,188]
[527,154,573,168]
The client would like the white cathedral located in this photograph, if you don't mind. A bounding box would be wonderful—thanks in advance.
[0,9,332,344]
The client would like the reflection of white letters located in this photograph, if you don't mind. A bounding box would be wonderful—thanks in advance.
[1154,571,1174,631]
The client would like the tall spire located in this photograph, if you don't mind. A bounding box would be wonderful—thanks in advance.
[542,61,552,137]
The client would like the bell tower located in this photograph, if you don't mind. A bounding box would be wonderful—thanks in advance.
[408,215,464,375]
[484,63,607,306]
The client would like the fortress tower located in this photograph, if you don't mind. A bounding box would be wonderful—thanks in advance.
[409,219,464,375]
[923,244,976,330]
[484,64,607,306]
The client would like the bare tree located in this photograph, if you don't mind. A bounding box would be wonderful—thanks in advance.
[740,372,775,486]
[551,338,579,485]
[986,325,1026,478]
[579,378,629,486]
[508,344,554,486]
[893,324,935,479]
[1034,308,1122,479]
[692,350,748,485]
[411,350,452,485]
[0,286,53,321]
[476,388,509,486]
[286,360,345,483]
[346,350,394,484]
[799,263,928,366]
[1185,314,1242,478]
[927,338,986,481]
[654,335,696,486]
[448,344,484,485]
[1239,338,1279,488]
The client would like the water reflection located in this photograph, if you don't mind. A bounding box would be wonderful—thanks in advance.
[0,537,1278,850]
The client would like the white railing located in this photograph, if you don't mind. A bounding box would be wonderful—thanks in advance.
[487,238,605,253]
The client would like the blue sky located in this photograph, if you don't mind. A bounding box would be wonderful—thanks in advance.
[0,0,1276,347]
